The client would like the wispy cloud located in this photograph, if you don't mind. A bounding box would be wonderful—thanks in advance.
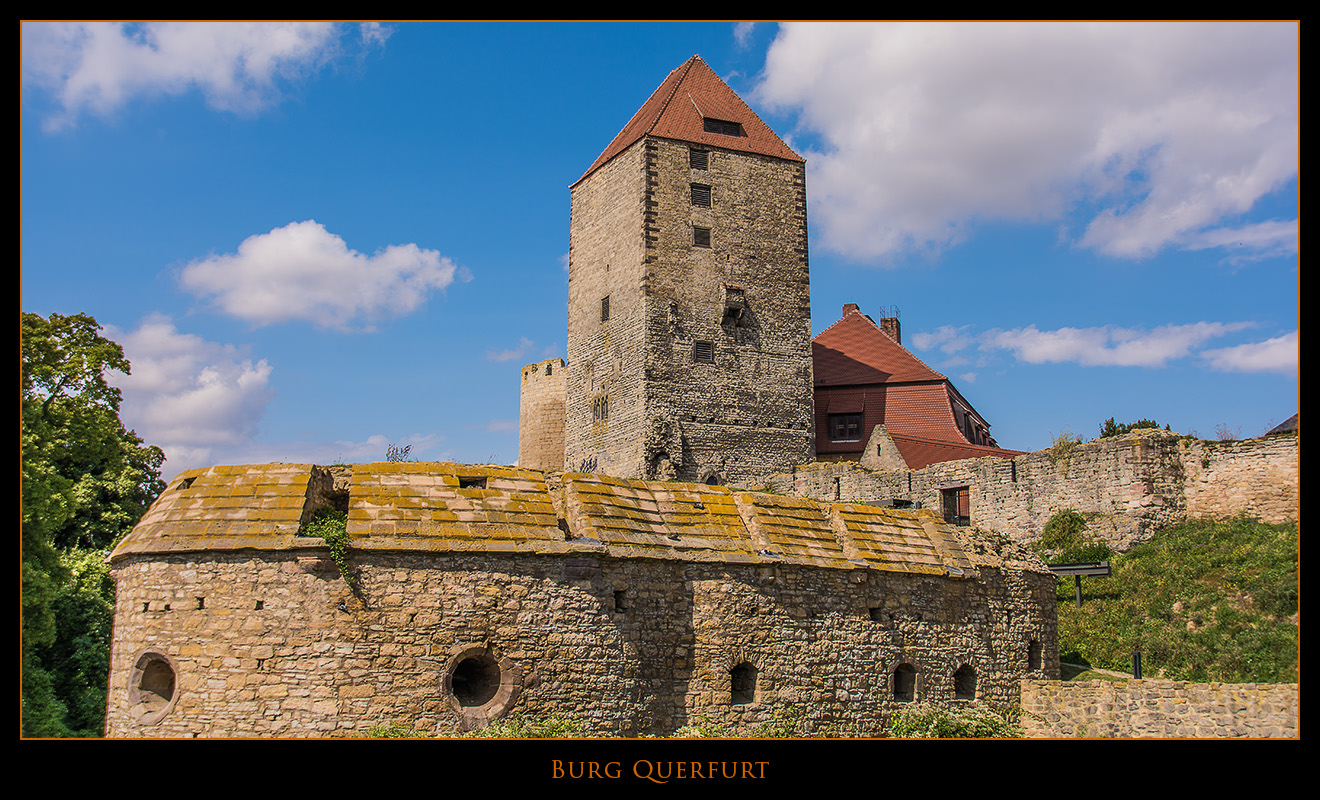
[178,220,465,330]
[913,320,1270,370]
[485,337,535,363]
[756,21,1297,262]
[21,21,388,131]
[1201,330,1298,376]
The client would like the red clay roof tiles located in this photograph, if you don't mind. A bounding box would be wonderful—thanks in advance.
[575,55,802,185]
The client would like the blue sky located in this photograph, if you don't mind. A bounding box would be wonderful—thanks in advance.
[21,21,1298,481]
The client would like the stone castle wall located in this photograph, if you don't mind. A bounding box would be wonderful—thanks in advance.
[1021,679,1299,738]
[764,429,1299,549]
[104,462,1057,738]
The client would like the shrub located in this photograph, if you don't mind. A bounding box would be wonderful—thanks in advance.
[1098,417,1163,438]
[887,702,1022,738]
[1036,510,1112,564]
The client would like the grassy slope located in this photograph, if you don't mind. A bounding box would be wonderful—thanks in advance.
[1054,517,1298,683]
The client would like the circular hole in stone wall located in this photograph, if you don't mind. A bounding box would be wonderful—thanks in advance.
[451,652,501,707]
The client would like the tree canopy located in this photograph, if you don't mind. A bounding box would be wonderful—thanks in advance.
[21,312,166,737]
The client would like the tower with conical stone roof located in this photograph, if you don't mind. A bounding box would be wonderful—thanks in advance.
[564,55,814,484]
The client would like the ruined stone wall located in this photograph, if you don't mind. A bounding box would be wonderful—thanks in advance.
[763,429,1299,548]
[518,358,566,471]
[1021,679,1299,738]
[1180,434,1300,525]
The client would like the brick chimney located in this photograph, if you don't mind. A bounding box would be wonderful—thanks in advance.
[880,316,900,344]
[842,303,859,317]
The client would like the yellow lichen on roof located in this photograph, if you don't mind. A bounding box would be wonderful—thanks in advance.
[112,463,314,557]
[112,463,987,577]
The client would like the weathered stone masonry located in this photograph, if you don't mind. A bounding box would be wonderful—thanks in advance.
[105,462,1057,738]
[765,428,1299,550]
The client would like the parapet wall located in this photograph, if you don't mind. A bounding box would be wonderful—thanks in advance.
[105,462,1057,738]
[764,429,1298,549]
[1021,679,1299,738]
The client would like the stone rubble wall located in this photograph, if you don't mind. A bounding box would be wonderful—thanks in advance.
[762,429,1298,549]
[1021,679,1299,738]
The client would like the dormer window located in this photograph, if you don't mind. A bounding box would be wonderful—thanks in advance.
[703,117,743,137]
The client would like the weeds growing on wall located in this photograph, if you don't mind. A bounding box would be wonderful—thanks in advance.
[667,710,799,738]
[886,702,1023,738]
[1046,428,1084,471]
[1055,517,1298,683]
[297,508,355,589]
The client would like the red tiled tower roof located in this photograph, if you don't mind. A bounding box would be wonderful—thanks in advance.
[574,55,803,186]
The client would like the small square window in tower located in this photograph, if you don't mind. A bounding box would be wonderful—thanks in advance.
[693,226,711,248]
[690,183,712,208]
[689,148,709,170]
[693,340,715,363]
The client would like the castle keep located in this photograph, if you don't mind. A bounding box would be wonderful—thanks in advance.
[528,55,815,485]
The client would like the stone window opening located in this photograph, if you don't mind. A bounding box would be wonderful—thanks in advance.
[941,486,970,527]
[730,662,757,705]
[693,340,715,363]
[613,589,628,613]
[694,226,711,248]
[601,295,610,322]
[129,650,179,724]
[175,476,196,491]
[459,476,487,490]
[592,395,609,423]
[953,664,976,700]
[893,663,917,702]
[1028,640,1043,671]
[690,148,709,170]
[691,183,712,208]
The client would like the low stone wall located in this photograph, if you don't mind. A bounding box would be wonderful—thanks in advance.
[1020,679,1299,738]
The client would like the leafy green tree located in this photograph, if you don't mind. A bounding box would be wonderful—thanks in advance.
[21,312,166,736]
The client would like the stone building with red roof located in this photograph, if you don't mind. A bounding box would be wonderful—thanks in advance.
[814,303,1024,471]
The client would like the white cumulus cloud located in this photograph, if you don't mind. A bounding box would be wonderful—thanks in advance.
[107,314,274,471]
[178,220,466,330]
[756,21,1298,261]
[21,21,386,130]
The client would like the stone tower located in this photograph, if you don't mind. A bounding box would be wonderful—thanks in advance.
[564,55,814,484]
[518,358,566,471]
